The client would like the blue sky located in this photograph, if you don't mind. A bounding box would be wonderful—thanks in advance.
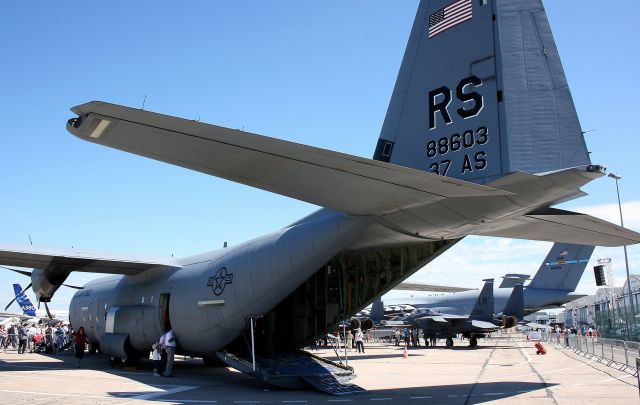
[0,1,639,311]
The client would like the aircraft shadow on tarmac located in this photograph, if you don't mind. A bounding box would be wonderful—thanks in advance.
[0,352,556,403]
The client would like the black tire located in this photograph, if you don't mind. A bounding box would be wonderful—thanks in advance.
[446,338,454,348]
[469,337,478,347]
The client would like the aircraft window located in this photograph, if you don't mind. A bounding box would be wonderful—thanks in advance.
[141,296,145,303]
[150,296,154,303]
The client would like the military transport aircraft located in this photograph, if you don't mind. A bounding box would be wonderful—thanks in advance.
[0,0,639,391]
[385,279,523,348]
[384,243,595,316]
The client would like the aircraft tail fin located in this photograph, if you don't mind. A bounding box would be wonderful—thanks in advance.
[12,283,36,317]
[370,298,385,324]
[375,0,589,183]
[527,243,595,292]
[469,279,494,322]
[499,274,530,289]
[502,283,524,320]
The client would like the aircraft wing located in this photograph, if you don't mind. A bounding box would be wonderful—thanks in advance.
[67,102,509,217]
[395,282,476,293]
[0,243,181,275]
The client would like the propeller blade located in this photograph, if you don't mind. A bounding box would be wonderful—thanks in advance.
[62,283,84,290]
[4,282,32,311]
[0,265,32,277]
[44,302,53,319]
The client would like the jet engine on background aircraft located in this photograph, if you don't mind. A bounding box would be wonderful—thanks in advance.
[498,315,518,329]
[348,318,374,331]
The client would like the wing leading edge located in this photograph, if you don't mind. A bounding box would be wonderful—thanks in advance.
[0,243,181,275]
[67,101,508,218]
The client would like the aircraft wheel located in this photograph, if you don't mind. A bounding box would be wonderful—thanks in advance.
[445,338,454,348]
[108,355,123,368]
[424,341,430,347]
[469,337,478,347]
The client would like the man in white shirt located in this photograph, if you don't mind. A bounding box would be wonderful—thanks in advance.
[163,329,177,377]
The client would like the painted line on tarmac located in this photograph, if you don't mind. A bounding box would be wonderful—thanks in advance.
[327,399,352,402]
[369,398,392,401]
[282,401,308,403]
[517,343,532,363]
[0,388,112,400]
[410,396,432,399]
[129,384,198,400]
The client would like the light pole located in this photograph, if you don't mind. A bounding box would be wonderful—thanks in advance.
[608,173,634,339]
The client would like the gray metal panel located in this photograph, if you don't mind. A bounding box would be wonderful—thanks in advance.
[67,102,508,218]
[495,0,590,173]
[473,211,640,246]
[0,243,180,275]
[379,0,501,181]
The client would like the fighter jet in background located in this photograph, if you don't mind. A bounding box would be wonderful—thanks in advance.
[386,279,524,348]
[0,0,638,392]
[385,243,595,316]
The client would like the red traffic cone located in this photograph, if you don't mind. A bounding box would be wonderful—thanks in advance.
[403,345,408,359]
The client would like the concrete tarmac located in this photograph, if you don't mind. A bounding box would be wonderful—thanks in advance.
[0,336,637,404]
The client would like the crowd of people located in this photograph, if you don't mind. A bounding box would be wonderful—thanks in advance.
[0,322,74,354]
[0,321,178,375]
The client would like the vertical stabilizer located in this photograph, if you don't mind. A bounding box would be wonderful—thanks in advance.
[527,243,595,291]
[375,0,590,183]
[12,283,36,317]
[502,283,524,320]
[470,279,494,321]
[370,298,385,323]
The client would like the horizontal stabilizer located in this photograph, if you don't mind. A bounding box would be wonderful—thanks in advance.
[67,102,509,217]
[395,282,476,293]
[0,243,181,275]
[473,208,640,247]
[471,320,498,329]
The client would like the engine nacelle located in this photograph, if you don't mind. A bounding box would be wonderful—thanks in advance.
[32,268,69,302]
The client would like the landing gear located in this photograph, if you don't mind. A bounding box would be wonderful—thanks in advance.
[445,337,454,348]
[469,337,478,348]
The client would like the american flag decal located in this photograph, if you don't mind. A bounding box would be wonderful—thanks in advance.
[428,0,473,39]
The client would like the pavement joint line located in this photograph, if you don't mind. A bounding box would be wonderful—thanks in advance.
[129,385,198,400]
[517,343,532,363]
[0,388,113,400]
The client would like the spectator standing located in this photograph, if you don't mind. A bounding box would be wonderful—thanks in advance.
[162,329,177,377]
[354,328,365,353]
[73,327,89,368]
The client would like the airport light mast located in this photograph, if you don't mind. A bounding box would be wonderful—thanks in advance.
[609,173,635,338]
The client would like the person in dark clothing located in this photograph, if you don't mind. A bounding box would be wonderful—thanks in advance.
[73,327,90,368]
[17,324,28,354]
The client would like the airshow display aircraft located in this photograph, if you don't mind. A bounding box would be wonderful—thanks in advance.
[1,0,639,390]
[385,279,524,348]
[384,242,595,316]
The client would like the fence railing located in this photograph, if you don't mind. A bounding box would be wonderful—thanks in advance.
[542,332,639,373]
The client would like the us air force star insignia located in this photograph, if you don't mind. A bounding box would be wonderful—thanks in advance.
[207,267,234,296]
